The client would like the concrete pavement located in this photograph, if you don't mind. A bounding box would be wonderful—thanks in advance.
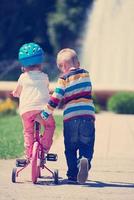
[0,112,134,200]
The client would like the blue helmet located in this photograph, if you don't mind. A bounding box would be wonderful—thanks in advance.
[18,42,45,67]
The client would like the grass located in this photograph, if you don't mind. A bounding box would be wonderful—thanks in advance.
[0,114,63,159]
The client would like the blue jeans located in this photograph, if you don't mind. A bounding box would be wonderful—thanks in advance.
[63,117,95,178]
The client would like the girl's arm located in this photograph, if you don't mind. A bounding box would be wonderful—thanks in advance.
[12,84,22,98]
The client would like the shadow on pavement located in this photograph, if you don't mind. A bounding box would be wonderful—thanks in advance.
[84,180,134,188]
[34,177,134,188]
[35,176,63,186]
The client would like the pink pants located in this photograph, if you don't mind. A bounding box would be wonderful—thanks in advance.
[21,110,55,159]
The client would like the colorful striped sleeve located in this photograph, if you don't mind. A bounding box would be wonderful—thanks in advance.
[43,77,65,115]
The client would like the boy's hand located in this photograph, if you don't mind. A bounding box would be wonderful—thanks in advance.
[40,111,49,120]
[35,111,49,124]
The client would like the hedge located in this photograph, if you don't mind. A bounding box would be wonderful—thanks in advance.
[107,92,134,114]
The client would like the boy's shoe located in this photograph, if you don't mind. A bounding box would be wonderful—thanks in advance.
[67,176,77,184]
[77,157,89,184]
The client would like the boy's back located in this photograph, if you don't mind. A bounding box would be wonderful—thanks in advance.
[48,67,95,121]
[41,48,95,184]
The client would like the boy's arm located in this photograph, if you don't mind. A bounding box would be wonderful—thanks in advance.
[41,77,65,120]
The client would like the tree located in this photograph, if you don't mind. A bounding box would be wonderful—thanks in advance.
[0,0,93,80]
[0,0,56,60]
[47,0,93,53]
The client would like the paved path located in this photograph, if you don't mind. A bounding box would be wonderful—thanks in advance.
[0,112,134,200]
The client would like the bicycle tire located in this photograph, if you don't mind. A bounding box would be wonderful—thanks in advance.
[12,168,17,183]
[31,141,39,184]
[53,169,59,185]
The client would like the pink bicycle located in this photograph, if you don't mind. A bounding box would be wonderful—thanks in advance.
[11,121,59,184]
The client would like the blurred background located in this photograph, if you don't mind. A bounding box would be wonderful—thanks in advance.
[0,0,134,114]
[0,0,134,159]
[0,0,95,159]
[0,0,93,81]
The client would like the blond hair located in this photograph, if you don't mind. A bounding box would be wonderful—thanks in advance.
[57,48,79,68]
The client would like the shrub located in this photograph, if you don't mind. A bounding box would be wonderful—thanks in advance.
[95,104,101,113]
[0,98,17,116]
[107,92,134,114]
[92,94,101,113]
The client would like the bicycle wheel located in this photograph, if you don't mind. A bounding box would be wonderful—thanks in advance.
[31,141,39,184]
[12,168,17,183]
[53,169,59,185]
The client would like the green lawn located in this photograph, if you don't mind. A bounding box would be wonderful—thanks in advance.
[0,114,63,159]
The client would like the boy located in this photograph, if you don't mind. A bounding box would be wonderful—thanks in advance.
[40,48,95,184]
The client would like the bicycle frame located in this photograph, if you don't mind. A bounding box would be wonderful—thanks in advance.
[34,121,54,173]
[12,121,58,184]
[15,121,41,178]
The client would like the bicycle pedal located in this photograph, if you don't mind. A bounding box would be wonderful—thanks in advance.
[47,153,58,161]
[16,159,28,167]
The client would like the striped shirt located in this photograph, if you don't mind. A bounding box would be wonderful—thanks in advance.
[44,68,95,121]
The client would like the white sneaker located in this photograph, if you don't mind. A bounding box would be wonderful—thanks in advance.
[77,157,89,184]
